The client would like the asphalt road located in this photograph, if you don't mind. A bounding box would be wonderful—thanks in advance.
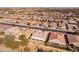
[0,22,74,34]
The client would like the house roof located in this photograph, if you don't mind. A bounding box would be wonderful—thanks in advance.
[5,27,20,35]
[67,34,77,44]
[49,32,66,45]
[31,30,48,41]
[0,24,12,31]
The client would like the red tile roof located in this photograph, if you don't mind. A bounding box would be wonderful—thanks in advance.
[49,32,66,45]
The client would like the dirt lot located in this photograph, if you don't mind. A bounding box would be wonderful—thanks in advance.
[0,44,17,52]
[27,40,68,52]
[0,40,68,52]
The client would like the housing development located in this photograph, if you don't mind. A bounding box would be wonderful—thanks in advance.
[0,8,79,52]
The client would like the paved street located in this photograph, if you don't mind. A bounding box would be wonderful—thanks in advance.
[0,22,74,34]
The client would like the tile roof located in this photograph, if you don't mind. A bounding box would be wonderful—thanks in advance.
[49,32,66,45]
[67,34,77,44]
[31,30,48,41]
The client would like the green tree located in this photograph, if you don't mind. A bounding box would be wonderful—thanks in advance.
[19,34,29,46]
[0,31,5,35]
[0,37,4,44]
[4,34,19,49]
[11,41,19,49]
[19,34,26,41]
[74,31,79,35]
